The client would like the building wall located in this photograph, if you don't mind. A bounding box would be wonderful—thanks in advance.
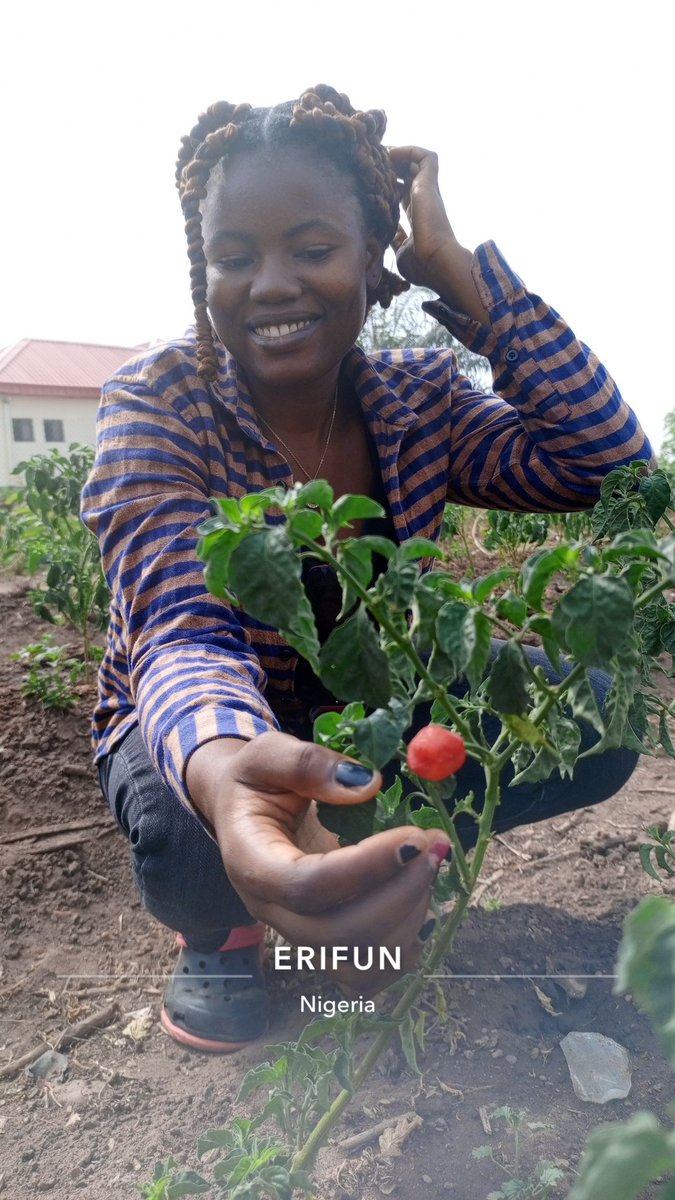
[0,393,100,487]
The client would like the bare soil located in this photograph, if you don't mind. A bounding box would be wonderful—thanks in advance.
[1,572,674,1200]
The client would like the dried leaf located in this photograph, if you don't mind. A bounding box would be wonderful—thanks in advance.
[533,984,561,1017]
[122,1005,153,1042]
[378,1114,422,1158]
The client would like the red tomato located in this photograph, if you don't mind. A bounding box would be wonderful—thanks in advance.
[407,725,467,781]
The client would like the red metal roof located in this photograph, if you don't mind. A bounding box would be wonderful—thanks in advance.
[0,338,144,398]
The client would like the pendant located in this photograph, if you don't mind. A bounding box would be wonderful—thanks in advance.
[306,502,319,510]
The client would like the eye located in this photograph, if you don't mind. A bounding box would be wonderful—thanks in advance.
[216,255,254,271]
[296,246,334,262]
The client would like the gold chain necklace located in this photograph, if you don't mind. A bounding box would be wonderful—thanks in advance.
[256,386,338,506]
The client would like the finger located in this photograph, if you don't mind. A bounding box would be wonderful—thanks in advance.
[233,731,382,808]
[254,836,443,943]
[227,801,450,915]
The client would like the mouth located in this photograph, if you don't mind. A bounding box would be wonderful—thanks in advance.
[248,316,321,344]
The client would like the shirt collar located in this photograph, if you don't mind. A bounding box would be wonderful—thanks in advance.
[208,342,442,442]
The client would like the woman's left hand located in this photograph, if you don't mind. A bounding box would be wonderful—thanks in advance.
[388,145,489,324]
[388,145,457,293]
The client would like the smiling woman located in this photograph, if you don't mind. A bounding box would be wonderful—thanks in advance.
[81,83,653,1055]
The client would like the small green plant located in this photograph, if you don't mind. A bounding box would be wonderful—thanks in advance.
[11,636,87,710]
[472,1106,565,1198]
[13,445,109,661]
[0,486,51,573]
[441,502,476,572]
[483,510,550,564]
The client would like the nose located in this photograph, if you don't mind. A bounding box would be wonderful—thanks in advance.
[249,254,302,303]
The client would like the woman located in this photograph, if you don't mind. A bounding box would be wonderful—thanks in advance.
[82,85,653,1054]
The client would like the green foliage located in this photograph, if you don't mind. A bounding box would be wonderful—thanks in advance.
[12,445,109,660]
[0,487,51,573]
[11,636,87,710]
[472,1106,565,1198]
[483,510,550,563]
[141,462,675,1200]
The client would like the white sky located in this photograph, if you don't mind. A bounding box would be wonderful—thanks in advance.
[1,0,672,449]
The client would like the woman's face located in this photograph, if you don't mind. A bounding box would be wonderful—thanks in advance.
[201,148,383,398]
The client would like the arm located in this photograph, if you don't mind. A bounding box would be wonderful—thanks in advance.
[389,147,655,511]
[81,351,278,808]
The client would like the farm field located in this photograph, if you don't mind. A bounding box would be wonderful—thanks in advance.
[1,553,674,1200]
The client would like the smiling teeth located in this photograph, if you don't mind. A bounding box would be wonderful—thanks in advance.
[254,320,314,338]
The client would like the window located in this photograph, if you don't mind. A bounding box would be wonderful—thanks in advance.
[44,419,65,443]
[12,418,34,442]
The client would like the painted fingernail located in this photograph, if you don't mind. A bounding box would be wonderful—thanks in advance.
[428,841,451,869]
[398,843,422,864]
[335,761,375,788]
[418,917,436,943]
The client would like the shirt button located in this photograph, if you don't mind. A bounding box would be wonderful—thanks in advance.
[505,348,520,364]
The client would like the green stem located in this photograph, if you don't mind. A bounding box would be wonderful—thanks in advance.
[291,762,504,1174]
[635,578,672,609]
[302,536,477,746]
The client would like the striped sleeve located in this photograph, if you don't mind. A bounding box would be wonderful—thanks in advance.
[80,369,278,811]
[423,242,655,511]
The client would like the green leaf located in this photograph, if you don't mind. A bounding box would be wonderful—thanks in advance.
[503,714,550,747]
[376,557,420,611]
[660,709,675,759]
[495,590,528,627]
[436,600,475,675]
[472,567,517,603]
[521,545,577,611]
[228,528,320,667]
[319,607,391,708]
[579,636,641,757]
[552,575,634,669]
[352,706,409,769]
[398,1010,420,1074]
[639,469,672,525]
[466,611,492,692]
[567,673,605,736]
[570,1112,675,1200]
[289,509,323,541]
[397,536,444,561]
[332,493,384,524]
[234,1058,288,1105]
[374,777,404,831]
[296,479,334,510]
[509,743,560,786]
[616,896,675,1066]
[487,641,529,714]
[165,1173,213,1198]
[410,805,446,830]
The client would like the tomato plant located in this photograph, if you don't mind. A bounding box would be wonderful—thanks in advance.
[141,462,675,1199]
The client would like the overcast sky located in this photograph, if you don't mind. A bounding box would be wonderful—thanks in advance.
[2,0,671,449]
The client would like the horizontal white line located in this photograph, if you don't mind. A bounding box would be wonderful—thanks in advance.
[424,973,617,980]
[54,974,253,980]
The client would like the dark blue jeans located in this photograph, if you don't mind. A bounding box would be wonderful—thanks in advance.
[98,642,638,952]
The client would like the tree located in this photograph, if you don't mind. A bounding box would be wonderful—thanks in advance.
[360,284,490,387]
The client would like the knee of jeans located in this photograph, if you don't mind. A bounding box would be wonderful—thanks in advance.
[598,744,640,799]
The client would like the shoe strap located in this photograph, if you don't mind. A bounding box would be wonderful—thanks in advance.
[176,922,265,952]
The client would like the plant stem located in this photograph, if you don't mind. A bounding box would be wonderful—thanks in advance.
[291,761,504,1174]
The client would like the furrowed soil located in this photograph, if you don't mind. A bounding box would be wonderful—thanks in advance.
[1,570,674,1200]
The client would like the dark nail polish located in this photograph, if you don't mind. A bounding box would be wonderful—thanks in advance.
[335,761,374,788]
[418,917,436,943]
[398,843,421,864]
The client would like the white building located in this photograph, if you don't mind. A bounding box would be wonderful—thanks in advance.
[0,339,140,487]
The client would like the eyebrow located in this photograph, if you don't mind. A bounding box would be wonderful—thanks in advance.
[208,218,342,243]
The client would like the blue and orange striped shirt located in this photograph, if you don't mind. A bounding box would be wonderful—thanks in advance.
[81,241,654,811]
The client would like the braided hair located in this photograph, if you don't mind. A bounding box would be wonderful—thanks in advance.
[175,85,409,380]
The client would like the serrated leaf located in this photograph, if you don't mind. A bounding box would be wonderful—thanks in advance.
[639,470,672,525]
[567,673,605,735]
[319,607,391,708]
[228,528,320,666]
[487,641,529,714]
[552,575,634,669]
[352,706,409,769]
[436,600,475,674]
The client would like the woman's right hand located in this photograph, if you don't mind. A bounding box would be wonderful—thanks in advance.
[186,732,450,996]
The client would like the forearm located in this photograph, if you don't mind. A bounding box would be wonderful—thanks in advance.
[419,238,490,326]
[185,736,247,827]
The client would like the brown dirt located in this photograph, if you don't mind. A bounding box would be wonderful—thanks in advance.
[1,571,674,1200]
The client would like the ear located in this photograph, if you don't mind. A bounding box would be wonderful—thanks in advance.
[365,235,384,290]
